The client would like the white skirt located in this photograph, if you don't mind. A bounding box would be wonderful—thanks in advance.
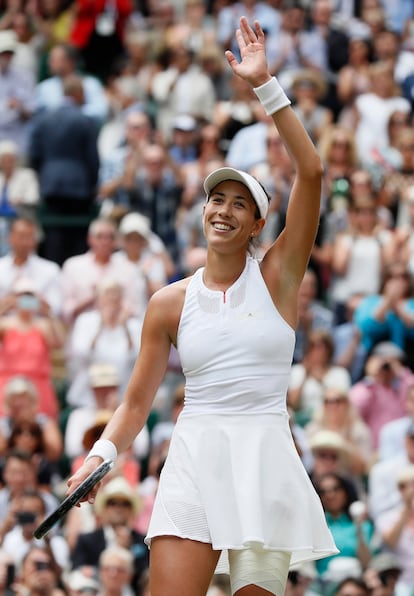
[145,412,338,571]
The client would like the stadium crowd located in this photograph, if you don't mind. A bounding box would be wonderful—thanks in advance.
[1,0,414,594]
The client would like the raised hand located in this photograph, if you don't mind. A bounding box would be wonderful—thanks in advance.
[225,17,271,89]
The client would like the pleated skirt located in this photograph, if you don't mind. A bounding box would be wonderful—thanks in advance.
[145,412,338,571]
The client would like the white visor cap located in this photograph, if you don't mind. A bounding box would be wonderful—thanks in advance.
[203,167,269,220]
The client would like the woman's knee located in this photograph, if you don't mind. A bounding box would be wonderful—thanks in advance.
[228,547,291,596]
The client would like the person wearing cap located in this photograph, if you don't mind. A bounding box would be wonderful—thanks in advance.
[349,342,414,450]
[168,114,198,165]
[291,69,333,144]
[68,18,338,596]
[114,212,171,296]
[0,30,36,159]
[65,568,100,595]
[363,553,402,596]
[71,478,148,592]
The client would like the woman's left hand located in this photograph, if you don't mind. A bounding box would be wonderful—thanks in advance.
[225,17,271,89]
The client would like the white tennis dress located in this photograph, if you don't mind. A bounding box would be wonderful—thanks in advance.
[145,257,338,569]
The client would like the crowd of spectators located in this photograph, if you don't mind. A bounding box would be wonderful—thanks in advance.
[1,0,414,594]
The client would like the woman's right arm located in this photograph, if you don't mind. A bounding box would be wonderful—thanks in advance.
[67,282,184,497]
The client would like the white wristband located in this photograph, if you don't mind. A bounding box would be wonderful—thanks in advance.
[85,439,117,463]
[253,77,291,116]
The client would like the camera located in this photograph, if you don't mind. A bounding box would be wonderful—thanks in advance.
[16,511,36,525]
[380,361,392,372]
[17,294,39,312]
[35,561,51,571]
[5,564,14,589]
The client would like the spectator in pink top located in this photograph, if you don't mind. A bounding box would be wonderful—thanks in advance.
[349,342,414,449]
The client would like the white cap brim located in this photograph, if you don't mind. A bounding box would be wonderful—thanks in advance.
[203,167,269,220]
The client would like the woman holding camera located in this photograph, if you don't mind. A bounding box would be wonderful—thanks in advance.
[0,278,64,419]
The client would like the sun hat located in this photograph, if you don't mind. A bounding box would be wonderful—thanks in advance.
[12,277,36,295]
[203,167,269,220]
[88,363,119,389]
[94,476,141,516]
[0,30,17,54]
[309,430,350,460]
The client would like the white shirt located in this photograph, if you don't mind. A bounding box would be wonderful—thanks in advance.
[0,253,62,316]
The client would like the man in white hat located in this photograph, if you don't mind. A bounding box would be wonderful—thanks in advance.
[0,30,36,158]
[71,477,148,593]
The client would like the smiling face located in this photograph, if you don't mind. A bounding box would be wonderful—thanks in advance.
[203,180,265,254]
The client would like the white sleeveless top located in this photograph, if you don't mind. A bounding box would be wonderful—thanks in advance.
[177,256,296,415]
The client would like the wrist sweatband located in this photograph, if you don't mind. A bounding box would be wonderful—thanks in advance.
[85,439,117,463]
[253,77,291,116]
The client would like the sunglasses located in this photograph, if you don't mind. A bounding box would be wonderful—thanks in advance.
[324,397,347,405]
[319,485,343,496]
[105,499,132,508]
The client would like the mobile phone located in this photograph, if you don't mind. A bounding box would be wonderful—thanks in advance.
[6,564,15,588]
[17,294,39,312]
[35,561,51,571]
[16,511,36,525]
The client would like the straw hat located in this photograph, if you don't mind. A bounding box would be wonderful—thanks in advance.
[292,69,327,99]
[94,476,141,516]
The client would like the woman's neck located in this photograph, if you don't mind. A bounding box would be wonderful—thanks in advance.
[203,253,247,291]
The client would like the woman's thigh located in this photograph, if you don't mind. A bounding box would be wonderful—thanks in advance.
[149,536,221,596]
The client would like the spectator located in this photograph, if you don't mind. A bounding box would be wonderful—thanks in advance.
[4,419,61,489]
[114,212,170,295]
[122,143,183,269]
[378,382,414,461]
[328,194,393,326]
[368,422,414,522]
[0,139,40,256]
[336,36,372,129]
[363,552,402,596]
[354,60,411,167]
[0,216,62,318]
[333,576,371,596]
[381,126,414,230]
[285,561,318,596]
[0,29,36,158]
[68,0,134,83]
[97,110,153,211]
[1,488,69,570]
[71,477,149,592]
[0,450,59,524]
[288,328,351,427]
[29,74,100,267]
[308,430,360,500]
[65,362,149,463]
[291,69,333,144]
[98,545,135,596]
[167,114,198,166]
[374,464,414,595]
[0,375,63,463]
[293,268,334,364]
[64,279,143,408]
[35,42,109,124]
[150,43,216,141]
[349,341,414,450]
[64,568,100,596]
[306,384,373,479]
[354,262,414,353]
[12,545,65,596]
[314,472,375,580]
[61,218,143,325]
[0,276,64,419]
